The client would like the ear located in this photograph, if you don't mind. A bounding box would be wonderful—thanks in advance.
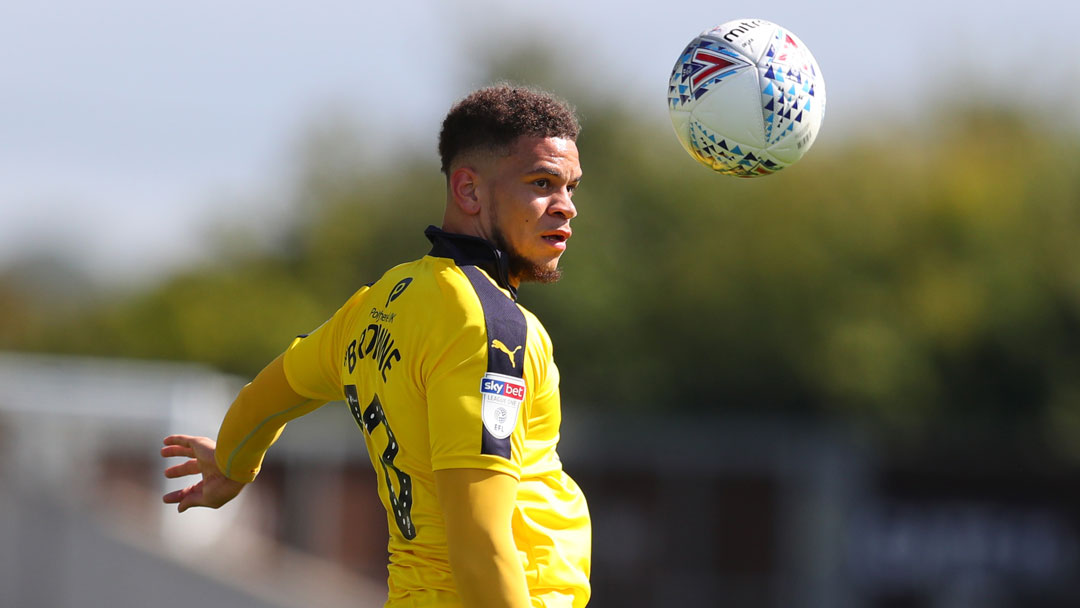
[449,166,482,215]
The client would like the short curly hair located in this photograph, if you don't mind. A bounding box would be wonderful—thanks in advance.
[438,84,580,175]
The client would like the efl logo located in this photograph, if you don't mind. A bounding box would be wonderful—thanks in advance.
[481,376,526,401]
[481,372,525,441]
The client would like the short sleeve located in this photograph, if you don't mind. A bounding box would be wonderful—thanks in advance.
[425,284,527,479]
[283,289,368,402]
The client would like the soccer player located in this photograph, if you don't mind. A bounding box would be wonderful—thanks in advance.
[161,85,591,608]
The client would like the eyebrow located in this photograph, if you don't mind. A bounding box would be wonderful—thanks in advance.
[525,165,583,182]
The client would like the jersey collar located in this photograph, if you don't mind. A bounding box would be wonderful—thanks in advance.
[425,226,517,300]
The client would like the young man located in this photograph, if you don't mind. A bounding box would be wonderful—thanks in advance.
[161,85,591,608]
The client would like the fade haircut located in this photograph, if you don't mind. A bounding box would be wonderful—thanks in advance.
[438,84,580,175]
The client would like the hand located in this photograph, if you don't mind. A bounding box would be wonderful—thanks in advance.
[161,434,246,513]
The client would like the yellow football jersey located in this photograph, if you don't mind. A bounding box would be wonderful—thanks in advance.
[280,227,591,608]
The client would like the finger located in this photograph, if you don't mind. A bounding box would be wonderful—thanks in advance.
[164,459,200,479]
[178,486,204,513]
[163,482,204,512]
[160,445,195,459]
[163,484,193,504]
[163,435,196,448]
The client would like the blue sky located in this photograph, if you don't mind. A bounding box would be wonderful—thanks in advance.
[2,0,1076,284]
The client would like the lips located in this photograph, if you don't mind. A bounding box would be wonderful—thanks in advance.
[541,229,571,244]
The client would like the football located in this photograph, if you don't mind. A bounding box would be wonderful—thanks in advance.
[668,19,826,177]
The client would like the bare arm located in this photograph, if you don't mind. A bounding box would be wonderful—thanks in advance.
[434,468,530,608]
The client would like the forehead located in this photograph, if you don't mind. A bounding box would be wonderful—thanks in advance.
[502,136,580,175]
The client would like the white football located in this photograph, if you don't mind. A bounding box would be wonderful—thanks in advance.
[668,19,826,177]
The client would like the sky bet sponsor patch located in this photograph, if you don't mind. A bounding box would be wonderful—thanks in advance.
[480,372,525,440]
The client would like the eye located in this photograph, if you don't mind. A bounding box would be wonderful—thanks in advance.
[534,178,550,188]
[567,183,578,194]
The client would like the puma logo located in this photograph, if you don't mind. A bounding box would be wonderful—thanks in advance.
[491,339,523,368]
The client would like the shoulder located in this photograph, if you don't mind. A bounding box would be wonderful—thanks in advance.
[379,256,490,348]
[360,257,471,309]
[517,303,553,353]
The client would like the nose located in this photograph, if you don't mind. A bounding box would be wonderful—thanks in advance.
[549,188,577,220]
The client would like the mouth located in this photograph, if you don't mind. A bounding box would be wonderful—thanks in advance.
[541,229,571,245]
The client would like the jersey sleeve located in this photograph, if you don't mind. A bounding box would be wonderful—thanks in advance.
[283,287,367,402]
[425,285,526,480]
[215,354,327,482]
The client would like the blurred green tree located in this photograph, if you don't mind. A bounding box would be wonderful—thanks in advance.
[3,64,1079,459]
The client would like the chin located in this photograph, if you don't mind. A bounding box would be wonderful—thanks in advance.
[526,268,562,285]
[510,257,563,285]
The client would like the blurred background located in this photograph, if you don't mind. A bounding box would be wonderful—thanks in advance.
[2,1,1079,606]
